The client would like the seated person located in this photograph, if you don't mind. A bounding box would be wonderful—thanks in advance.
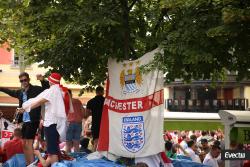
[185,140,201,163]
[199,138,210,162]
[83,116,92,138]
[190,134,197,143]
[165,141,176,159]
[3,128,23,160]
[80,138,92,154]
[203,140,222,167]
[0,145,7,163]
[200,138,210,154]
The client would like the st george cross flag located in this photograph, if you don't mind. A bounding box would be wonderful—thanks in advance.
[98,48,165,158]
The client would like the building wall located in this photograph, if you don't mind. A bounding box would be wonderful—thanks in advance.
[0,44,13,65]
[168,87,174,99]
[217,88,223,99]
[233,87,241,98]
[164,87,169,100]
[174,88,186,99]
[164,87,169,111]
[0,106,17,121]
[244,86,250,108]
[217,87,244,99]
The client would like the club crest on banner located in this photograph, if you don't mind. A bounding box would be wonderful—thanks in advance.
[120,61,143,94]
[122,116,145,153]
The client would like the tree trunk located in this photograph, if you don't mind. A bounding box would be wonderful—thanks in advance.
[19,54,25,73]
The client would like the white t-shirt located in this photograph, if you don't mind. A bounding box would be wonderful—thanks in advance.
[23,84,68,141]
[180,140,188,149]
[23,84,66,127]
[185,147,201,163]
[203,153,219,167]
[40,84,66,127]
[179,140,188,154]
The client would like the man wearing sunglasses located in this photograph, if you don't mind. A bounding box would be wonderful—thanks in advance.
[0,72,49,166]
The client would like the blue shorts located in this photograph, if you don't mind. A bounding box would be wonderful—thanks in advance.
[44,124,60,155]
[66,122,82,142]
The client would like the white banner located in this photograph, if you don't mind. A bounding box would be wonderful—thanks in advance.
[0,118,16,146]
[98,48,165,158]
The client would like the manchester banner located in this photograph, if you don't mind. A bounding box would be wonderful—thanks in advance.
[98,48,165,158]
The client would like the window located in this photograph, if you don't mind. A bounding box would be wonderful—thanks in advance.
[13,56,19,66]
[11,55,31,68]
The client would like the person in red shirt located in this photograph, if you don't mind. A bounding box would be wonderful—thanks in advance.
[3,128,23,160]
[66,90,85,153]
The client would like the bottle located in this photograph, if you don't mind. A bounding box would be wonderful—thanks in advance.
[13,108,20,124]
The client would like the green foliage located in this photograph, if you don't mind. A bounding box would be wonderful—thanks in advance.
[156,0,250,82]
[0,0,167,88]
[0,0,250,87]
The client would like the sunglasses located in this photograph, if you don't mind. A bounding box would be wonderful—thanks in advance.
[20,79,28,83]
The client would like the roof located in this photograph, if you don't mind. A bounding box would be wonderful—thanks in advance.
[0,103,18,107]
[164,111,220,121]
[165,76,250,87]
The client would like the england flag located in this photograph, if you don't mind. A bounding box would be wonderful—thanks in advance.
[98,48,172,166]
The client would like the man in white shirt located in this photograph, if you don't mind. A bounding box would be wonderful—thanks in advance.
[203,140,221,167]
[20,73,67,167]
[179,133,188,154]
[185,140,201,163]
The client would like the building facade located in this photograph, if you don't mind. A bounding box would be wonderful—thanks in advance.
[164,77,250,113]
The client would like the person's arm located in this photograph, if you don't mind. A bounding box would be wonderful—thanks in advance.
[37,74,50,90]
[0,87,20,98]
[40,80,50,90]
[80,103,85,120]
[84,108,91,119]
[176,144,189,156]
[34,150,50,167]
[78,100,86,120]
[84,118,92,136]
[85,101,92,118]
[21,98,48,113]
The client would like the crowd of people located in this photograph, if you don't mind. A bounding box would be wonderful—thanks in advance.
[164,130,250,167]
[0,72,105,166]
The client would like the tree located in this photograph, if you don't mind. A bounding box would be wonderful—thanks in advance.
[207,0,250,81]
[0,0,250,87]
[153,0,250,82]
[0,0,33,72]
[0,0,167,89]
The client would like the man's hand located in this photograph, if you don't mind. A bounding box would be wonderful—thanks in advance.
[34,149,41,156]
[39,120,44,129]
[16,108,25,114]
[36,74,44,81]
[84,109,91,119]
